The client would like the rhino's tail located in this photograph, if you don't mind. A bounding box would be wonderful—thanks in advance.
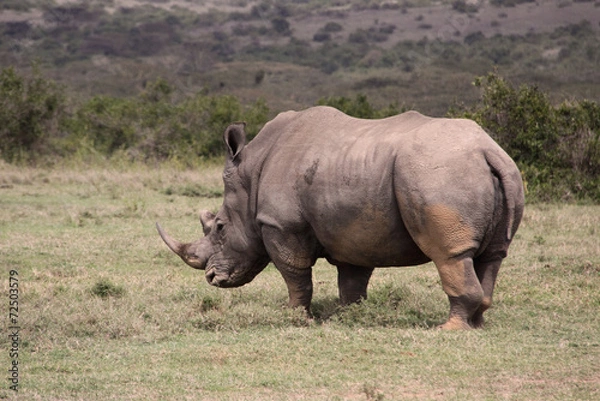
[484,149,524,241]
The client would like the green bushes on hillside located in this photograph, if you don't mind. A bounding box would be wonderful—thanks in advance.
[452,73,600,202]
[65,79,268,162]
[1,0,33,11]
[0,67,66,162]
[0,68,268,165]
[319,77,600,201]
[1,67,599,202]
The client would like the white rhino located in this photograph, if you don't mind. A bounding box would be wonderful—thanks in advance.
[158,106,525,329]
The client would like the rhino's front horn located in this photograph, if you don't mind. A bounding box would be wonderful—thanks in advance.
[156,223,207,270]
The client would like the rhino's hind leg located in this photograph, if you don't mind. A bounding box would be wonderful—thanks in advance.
[435,256,484,330]
[470,258,503,328]
[336,264,374,305]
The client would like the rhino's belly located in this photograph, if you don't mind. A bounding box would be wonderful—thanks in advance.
[310,208,430,268]
[322,232,430,267]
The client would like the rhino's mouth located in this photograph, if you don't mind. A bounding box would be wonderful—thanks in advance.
[205,257,270,288]
[205,266,237,288]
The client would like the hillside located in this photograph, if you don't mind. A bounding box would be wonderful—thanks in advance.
[1,0,600,115]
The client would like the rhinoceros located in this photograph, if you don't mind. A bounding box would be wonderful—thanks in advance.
[157,106,524,329]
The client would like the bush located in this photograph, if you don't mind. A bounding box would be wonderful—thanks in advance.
[313,31,331,42]
[348,28,389,44]
[0,68,270,165]
[317,93,401,119]
[1,0,34,11]
[490,0,535,6]
[451,73,600,201]
[67,78,270,163]
[2,66,599,203]
[0,67,66,162]
[90,278,125,299]
[322,22,343,33]
[271,17,291,36]
[452,0,480,13]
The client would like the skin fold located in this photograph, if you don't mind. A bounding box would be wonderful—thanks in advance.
[158,106,525,329]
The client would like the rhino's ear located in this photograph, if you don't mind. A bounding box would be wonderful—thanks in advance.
[224,122,247,161]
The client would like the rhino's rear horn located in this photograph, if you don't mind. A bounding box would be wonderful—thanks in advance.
[199,210,216,235]
[156,223,207,270]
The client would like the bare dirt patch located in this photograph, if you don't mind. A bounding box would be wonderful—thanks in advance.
[91,0,253,14]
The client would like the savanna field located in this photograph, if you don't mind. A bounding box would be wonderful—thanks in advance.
[0,161,598,400]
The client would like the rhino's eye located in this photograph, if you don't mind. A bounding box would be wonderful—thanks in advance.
[215,222,225,233]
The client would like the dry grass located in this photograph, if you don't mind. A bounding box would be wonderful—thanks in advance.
[0,162,599,400]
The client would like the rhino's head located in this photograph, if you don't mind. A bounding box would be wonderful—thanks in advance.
[157,123,270,287]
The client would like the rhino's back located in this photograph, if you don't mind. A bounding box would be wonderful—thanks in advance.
[257,106,500,190]
[271,106,434,145]
[259,106,492,155]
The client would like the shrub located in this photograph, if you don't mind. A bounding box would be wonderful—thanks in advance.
[313,31,331,42]
[68,95,140,156]
[1,0,34,11]
[462,74,555,166]
[378,23,396,34]
[271,17,291,36]
[0,71,272,164]
[349,28,389,44]
[0,67,66,162]
[322,22,343,33]
[451,73,600,201]
[348,29,370,44]
[452,0,480,13]
[317,94,401,119]
[90,278,125,299]
[490,0,535,6]
[67,79,270,163]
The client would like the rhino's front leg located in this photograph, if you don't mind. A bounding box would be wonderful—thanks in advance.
[261,225,317,313]
[336,263,374,305]
[279,267,313,311]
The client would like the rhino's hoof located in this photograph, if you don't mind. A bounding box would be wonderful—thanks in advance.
[438,317,472,330]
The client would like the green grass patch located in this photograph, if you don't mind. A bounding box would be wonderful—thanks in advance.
[90,278,126,299]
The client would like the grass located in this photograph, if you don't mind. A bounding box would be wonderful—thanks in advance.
[0,161,599,400]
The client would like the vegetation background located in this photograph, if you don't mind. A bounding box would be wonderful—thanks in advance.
[1,0,599,399]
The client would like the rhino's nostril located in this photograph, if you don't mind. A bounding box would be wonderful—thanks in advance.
[205,268,216,284]
[206,268,229,287]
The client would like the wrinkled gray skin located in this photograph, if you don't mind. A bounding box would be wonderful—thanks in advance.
[158,106,524,329]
